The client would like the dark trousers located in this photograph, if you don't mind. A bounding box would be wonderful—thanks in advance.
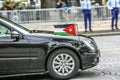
[84,10,91,31]
[111,8,119,29]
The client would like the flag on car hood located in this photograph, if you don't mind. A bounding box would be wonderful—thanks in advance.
[54,24,78,36]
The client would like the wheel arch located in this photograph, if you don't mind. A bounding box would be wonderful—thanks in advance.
[45,46,82,71]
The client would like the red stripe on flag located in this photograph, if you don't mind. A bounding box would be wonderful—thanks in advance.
[63,24,76,36]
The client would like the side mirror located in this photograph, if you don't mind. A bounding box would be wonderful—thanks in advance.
[11,31,20,41]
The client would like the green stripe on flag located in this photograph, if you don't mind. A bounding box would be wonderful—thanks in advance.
[54,32,74,36]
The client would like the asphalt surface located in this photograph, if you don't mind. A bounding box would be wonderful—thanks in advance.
[72,35,120,80]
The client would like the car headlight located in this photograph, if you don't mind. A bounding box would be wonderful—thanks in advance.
[83,39,96,52]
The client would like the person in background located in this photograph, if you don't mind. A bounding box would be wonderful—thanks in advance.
[21,4,26,10]
[20,4,27,22]
[94,3,101,18]
[5,2,13,19]
[5,2,13,10]
[60,0,67,20]
[2,7,8,18]
[12,6,18,21]
[56,0,63,21]
[106,0,120,30]
[61,0,67,12]
[56,0,62,8]
[81,0,92,32]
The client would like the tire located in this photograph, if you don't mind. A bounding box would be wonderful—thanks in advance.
[47,48,80,80]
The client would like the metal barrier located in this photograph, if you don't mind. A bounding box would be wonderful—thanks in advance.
[0,6,119,24]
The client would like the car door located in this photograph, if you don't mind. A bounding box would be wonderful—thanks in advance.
[0,24,30,71]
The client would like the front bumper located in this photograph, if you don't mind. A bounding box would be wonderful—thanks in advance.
[80,50,100,70]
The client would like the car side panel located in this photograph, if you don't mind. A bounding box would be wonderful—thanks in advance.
[28,37,50,71]
[0,38,31,72]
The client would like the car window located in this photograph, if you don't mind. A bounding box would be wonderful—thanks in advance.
[0,24,11,38]
[1,17,32,33]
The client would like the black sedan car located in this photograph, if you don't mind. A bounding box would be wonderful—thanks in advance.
[0,17,100,79]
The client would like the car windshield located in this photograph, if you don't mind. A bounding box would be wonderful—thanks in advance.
[1,17,32,33]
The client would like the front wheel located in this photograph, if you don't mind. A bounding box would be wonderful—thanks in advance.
[47,49,80,79]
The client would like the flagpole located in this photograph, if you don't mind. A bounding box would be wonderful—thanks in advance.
[75,23,81,41]
[75,24,79,36]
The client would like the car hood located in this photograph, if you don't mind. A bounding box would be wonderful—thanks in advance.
[28,33,91,42]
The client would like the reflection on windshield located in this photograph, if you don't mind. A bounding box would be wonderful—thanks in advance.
[1,17,32,33]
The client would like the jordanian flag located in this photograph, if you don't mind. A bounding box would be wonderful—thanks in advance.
[54,24,77,36]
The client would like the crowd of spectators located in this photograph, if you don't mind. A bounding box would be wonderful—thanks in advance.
[0,2,26,20]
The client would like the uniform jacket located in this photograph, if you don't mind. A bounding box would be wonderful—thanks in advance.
[106,0,120,9]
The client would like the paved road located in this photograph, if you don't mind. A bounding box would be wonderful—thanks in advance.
[1,35,120,80]
[72,35,120,80]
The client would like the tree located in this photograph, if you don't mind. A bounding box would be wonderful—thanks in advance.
[41,0,57,8]
[40,0,103,8]
[40,0,81,8]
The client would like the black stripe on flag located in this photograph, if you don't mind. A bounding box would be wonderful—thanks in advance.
[54,24,71,28]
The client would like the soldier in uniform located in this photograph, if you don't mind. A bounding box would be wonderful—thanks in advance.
[81,0,92,32]
[107,0,120,30]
